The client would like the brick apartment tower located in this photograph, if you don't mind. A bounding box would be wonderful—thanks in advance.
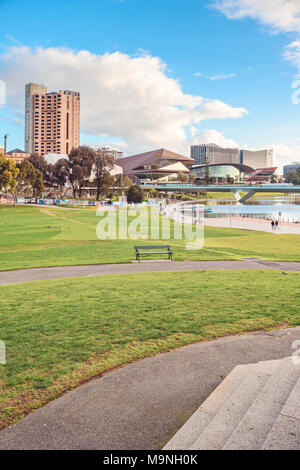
[25,83,80,156]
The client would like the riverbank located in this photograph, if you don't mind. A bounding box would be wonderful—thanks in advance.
[205,216,300,234]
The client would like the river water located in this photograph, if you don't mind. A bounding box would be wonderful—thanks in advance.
[204,195,300,222]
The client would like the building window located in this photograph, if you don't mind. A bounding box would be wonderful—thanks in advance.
[66,112,69,139]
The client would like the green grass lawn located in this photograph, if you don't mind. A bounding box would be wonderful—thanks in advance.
[1,205,300,271]
[0,269,299,429]
[197,192,288,200]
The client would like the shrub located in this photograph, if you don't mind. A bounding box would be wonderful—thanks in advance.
[126,184,144,203]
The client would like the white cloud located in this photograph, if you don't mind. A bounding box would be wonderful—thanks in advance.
[84,141,128,151]
[213,0,300,34]
[271,143,300,170]
[191,129,239,148]
[210,73,237,80]
[212,1,300,87]
[194,71,237,80]
[0,45,247,156]
[283,41,300,76]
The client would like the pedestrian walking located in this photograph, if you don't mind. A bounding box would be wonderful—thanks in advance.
[271,220,275,231]
[275,220,279,231]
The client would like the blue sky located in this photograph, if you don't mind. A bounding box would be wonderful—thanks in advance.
[0,0,300,168]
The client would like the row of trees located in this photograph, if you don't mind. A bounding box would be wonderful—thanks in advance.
[286,168,300,185]
[0,153,44,203]
[177,172,196,184]
[0,146,133,201]
[27,146,118,200]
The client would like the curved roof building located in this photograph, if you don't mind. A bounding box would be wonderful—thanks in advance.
[191,163,277,183]
[115,148,194,181]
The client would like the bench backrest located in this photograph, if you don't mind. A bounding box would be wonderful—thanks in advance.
[134,245,171,250]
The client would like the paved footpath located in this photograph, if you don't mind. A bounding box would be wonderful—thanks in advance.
[1,259,300,285]
[205,216,300,234]
[0,326,299,450]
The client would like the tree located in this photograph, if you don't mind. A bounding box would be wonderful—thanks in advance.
[226,175,234,184]
[32,170,44,199]
[177,171,189,184]
[204,157,210,185]
[93,149,115,201]
[52,159,69,194]
[270,175,277,184]
[13,160,44,204]
[189,173,196,184]
[67,146,95,197]
[149,188,159,198]
[120,176,133,188]
[28,153,53,187]
[286,171,295,183]
[291,168,300,185]
[126,184,144,203]
[0,152,19,193]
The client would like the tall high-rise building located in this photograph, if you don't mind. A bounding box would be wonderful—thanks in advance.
[191,143,239,166]
[240,149,273,169]
[25,83,80,156]
[25,83,48,154]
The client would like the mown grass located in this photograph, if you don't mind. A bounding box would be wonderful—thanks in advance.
[0,205,300,271]
[198,192,288,200]
[0,269,299,429]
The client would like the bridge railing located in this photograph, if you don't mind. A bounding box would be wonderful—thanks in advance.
[140,183,299,190]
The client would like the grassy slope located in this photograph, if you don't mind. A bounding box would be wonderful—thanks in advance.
[1,205,300,271]
[0,269,299,428]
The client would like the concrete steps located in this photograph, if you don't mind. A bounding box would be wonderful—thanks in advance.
[164,364,252,450]
[262,377,300,450]
[163,357,300,450]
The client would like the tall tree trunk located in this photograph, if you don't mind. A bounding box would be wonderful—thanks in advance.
[96,178,101,201]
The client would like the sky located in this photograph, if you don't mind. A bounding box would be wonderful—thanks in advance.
[0,0,300,171]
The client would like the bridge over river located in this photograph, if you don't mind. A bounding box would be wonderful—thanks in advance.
[141,183,300,203]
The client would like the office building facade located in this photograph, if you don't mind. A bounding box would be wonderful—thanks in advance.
[191,143,239,166]
[100,146,124,159]
[240,149,273,169]
[25,83,80,156]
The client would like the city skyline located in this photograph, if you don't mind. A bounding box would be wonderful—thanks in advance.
[0,0,300,171]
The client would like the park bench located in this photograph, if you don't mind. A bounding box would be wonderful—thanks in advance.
[134,245,173,262]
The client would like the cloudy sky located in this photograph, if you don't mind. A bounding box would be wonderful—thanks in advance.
[0,0,300,170]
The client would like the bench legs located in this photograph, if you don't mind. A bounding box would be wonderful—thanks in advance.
[135,252,173,262]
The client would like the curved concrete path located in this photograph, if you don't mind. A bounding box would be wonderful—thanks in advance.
[1,259,300,285]
[0,326,299,450]
[205,216,300,234]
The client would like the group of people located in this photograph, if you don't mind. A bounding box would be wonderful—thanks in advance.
[271,219,279,231]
